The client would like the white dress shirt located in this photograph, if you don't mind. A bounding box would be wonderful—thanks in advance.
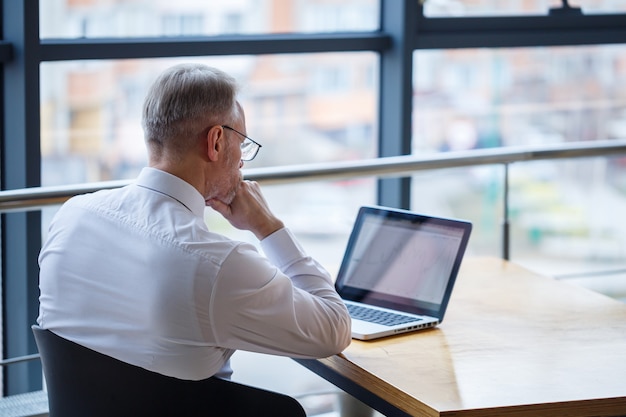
[38,167,351,380]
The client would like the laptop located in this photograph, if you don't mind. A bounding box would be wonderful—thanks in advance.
[335,206,472,340]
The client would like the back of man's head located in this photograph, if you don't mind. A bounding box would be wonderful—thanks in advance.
[142,63,239,160]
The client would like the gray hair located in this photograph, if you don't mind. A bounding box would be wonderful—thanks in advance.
[142,63,239,159]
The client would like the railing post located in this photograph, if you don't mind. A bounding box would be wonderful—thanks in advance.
[502,163,510,260]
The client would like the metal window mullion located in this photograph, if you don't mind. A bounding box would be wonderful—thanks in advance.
[1,0,43,395]
[39,32,393,62]
[377,0,416,210]
[414,13,626,49]
[415,27,626,49]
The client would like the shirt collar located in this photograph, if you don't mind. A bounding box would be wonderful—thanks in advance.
[135,167,206,218]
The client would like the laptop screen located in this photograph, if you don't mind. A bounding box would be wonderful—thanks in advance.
[335,206,472,320]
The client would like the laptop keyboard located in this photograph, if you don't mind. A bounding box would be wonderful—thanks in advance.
[346,303,422,327]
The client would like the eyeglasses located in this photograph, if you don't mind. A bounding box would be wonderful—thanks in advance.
[222,125,262,161]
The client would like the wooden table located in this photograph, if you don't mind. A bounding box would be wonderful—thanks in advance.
[296,257,626,417]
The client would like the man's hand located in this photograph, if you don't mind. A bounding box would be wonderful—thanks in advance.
[207,180,284,240]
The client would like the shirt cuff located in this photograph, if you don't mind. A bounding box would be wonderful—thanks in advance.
[260,227,307,270]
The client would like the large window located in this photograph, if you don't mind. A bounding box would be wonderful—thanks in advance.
[3,0,626,398]
[413,46,626,153]
[41,53,378,185]
[39,0,380,38]
[412,44,626,275]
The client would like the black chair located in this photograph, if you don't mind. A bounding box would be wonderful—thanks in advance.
[32,326,306,417]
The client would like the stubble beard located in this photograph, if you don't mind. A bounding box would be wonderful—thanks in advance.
[224,172,242,204]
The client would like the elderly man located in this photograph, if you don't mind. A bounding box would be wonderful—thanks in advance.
[38,63,351,382]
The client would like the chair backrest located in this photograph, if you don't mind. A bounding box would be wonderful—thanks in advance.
[32,326,306,417]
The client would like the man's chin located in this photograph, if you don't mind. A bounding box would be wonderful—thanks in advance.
[221,189,238,206]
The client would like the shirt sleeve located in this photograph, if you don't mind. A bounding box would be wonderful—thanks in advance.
[209,228,351,358]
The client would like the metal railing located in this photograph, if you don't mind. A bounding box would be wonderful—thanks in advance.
[2,139,626,212]
[0,354,40,367]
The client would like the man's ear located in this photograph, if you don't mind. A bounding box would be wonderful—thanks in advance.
[205,125,224,161]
